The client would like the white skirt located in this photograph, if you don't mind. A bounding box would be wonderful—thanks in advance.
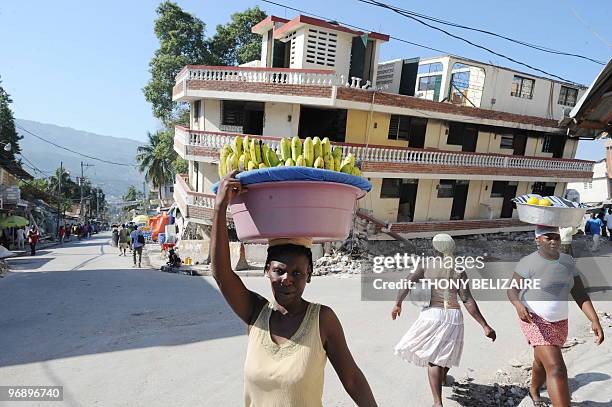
[394,307,464,368]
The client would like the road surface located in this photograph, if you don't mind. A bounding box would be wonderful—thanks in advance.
[1,232,611,406]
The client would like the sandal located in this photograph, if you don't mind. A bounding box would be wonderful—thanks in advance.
[529,393,550,407]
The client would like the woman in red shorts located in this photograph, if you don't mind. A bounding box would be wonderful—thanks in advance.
[507,225,604,407]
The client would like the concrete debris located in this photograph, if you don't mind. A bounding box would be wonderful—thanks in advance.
[0,260,9,277]
[450,366,530,407]
[562,337,585,349]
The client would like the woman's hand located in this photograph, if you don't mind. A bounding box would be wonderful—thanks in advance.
[592,321,605,345]
[391,305,402,320]
[483,325,497,342]
[514,303,533,323]
[215,170,247,210]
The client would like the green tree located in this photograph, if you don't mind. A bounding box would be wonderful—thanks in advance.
[143,1,211,124]
[123,186,139,202]
[207,7,267,66]
[136,131,176,200]
[0,75,22,158]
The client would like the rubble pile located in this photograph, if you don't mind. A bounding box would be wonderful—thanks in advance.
[0,260,9,277]
[451,363,532,406]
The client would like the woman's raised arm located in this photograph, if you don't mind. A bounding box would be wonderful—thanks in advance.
[211,171,265,324]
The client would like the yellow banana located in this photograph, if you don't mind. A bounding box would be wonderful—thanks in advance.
[266,149,280,166]
[303,137,314,167]
[313,137,322,159]
[258,163,268,169]
[322,137,331,156]
[314,156,325,169]
[280,138,291,161]
[291,136,302,161]
[340,162,353,174]
[231,137,243,156]
[332,146,342,159]
[262,144,271,167]
[247,161,257,171]
[334,156,341,172]
[324,154,334,170]
[296,155,306,166]
[285,158,295,166]
[238,154,247,171]
[351,167,362,176]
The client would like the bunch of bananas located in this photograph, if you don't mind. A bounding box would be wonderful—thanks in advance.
[219,136,362,178]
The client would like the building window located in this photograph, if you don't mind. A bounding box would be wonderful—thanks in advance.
[532,182,556,196]
[510,75,535,99]
[221,101,244,127]
[380,178,401,198]
[583,181,593,190]
[437,180,455,198]
[418,76,439,91]
[446,123,464,146]
[499,134,514,149]
[418,62,443,74]
[490,181,507,198]
[542,135,554,153]
[388,115,427,145]
[558,85,578,107]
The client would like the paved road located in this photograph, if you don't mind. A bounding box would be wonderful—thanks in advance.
[1,233,611,406]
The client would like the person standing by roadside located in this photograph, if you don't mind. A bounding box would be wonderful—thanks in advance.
[118,225,129,256]
[16,227,26,250]
[27,227,40,256]
[559,226,577,257]
[65,224,71,242]
[605,209,612,241]
[58,225,65,244]
[588,213,603,252]
[130,227,145,268]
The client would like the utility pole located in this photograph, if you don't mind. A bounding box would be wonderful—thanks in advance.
[96,188,99,220]
[79,162,84,223]
[56,162,62,235]
[79,161,95,223]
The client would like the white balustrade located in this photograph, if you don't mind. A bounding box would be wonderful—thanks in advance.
[176,129,594,174]
[175,66,342,87]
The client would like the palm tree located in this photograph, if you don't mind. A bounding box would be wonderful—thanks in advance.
[136,131,175,201]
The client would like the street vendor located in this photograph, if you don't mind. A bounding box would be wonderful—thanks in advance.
[211,170,377,407]
[507,225,604,407]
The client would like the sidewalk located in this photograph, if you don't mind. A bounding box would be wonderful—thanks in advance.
[143,245,265,277]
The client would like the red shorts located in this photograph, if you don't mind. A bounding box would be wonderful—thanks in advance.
[519,313,568,347]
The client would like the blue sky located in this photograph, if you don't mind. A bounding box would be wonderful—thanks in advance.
[1,0,610,159]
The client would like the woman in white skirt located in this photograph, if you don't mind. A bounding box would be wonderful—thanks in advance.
[391,234,496,407]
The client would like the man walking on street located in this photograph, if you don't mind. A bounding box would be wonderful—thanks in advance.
[58,225,65,244]
[130,227,145,268]
[16,227,25,250]
[118,225,129,256]
[28,227,40,256]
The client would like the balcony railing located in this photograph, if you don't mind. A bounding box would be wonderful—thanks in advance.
[175,65,377,89]
[175,127,594,174]
[174,174,215,207]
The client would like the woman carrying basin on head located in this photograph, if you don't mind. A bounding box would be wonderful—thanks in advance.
[211,170,377,407]
[507,225,604,407]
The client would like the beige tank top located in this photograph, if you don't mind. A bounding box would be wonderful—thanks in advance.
[244,302,327,407]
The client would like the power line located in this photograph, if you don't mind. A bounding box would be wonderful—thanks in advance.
[261,0,449,54]
[355,0,580,83]
[16,125,136,167]
[358,0,606,65]
[18,153,53,177]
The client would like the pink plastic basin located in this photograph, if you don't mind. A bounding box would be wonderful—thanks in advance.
[229,181,366,242]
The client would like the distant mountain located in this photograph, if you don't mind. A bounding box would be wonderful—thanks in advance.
[16,119,145,199]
